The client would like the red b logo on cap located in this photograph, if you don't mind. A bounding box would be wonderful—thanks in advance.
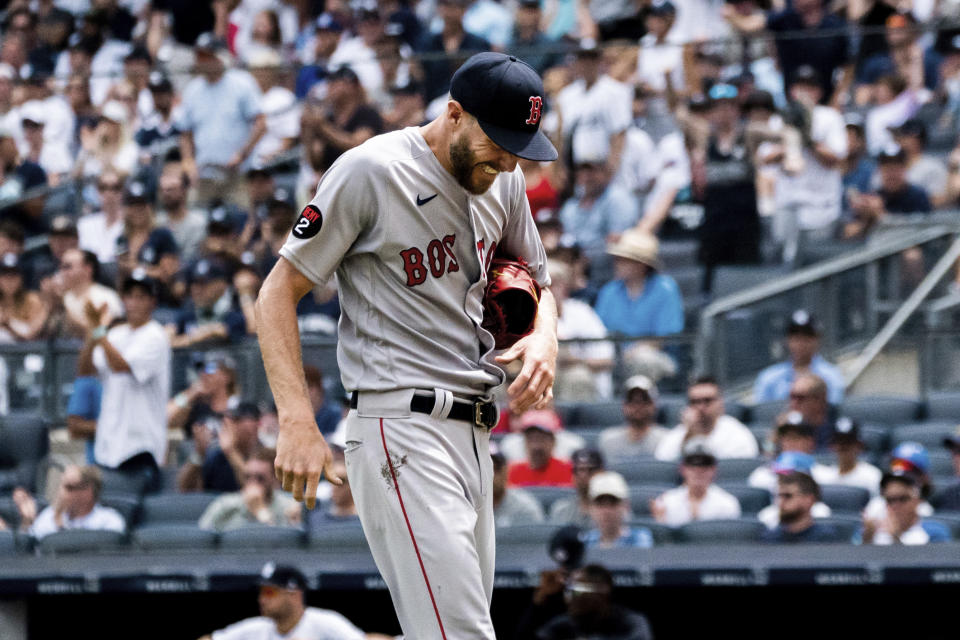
[525,96,542,125]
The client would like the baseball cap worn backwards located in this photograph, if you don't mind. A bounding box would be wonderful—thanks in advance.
[450,52,558,162]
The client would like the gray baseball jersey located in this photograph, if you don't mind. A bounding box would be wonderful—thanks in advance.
[280,127,550,396]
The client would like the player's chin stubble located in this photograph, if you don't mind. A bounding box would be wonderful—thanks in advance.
[450,134,492,195]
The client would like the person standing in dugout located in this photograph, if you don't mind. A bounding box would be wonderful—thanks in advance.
[255,52,559,639]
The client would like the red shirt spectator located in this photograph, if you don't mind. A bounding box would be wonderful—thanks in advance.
[506,410,573,487]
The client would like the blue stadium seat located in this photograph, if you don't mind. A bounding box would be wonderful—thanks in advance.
[628,484,672,516]
[308,522,368,550]
[928,452,954,477]
[715,458,766,483]
[524,486,576,512]
[890,422,957,450]
[572,401,623,428]
[676,518,766,544]
[140,493,220,526]
[748,401,787,428]
[859,424,890,456]
[553,402,580,428]
[924,392,960,422]
[37,529,127,555]
[658,240,700,270]
[627,517,675,544]
[719,484,771,515]
[100,493,142,528]
[133,525,218,551]
[99,468,149,497]
[819,485,871,514]
[569,429,599,450]
[928,514,960,539]
[495,523,560,545]
[656,395,686,428]
[609,459,679,485]
[0,530,16,554]
[814,516,861,543]
[0,415,48,493]
[218,526,305,549]
[841,396,922,426]
[0,496,47,531]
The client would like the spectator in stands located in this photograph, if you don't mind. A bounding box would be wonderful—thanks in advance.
[598,375,668,462]
[508,411,574,488]
[296,13,340,98]
[785,373,840,451]
[842,115,875,213]
[549,448,604,527]
[757,452,832,528]
[749,414,828,494]
[492,443,545,526]
[16,465,125,540]
[22,214,78,290]
[550,260,614,400]
[304,365,341,436]
[655,376,759,461]
[78,270,171,493]
[584,471,654,549]
[651,439,742,527]
[816,417,882,497]
[115,180,180,302]
[199,449,300,531]
[155,168,207,264]
[53,248,122,338]
[196,402,264,493]
[305,65,383,176]
[499,408,585,463]
[197,563,370,640]
[134,73,181,163]
[761,471,842,543]
[179,34,266,208]
[73,100,138,187]
[754,310,845,405]
[418,0,490,102]
[248,49,301,169]
[66,352,102,464]
[890,118,949,208]
[77,169,126,265]
[594,229,684,337]
[382,78,428,131]
[517,564,654,640]
[0,127,47,237]
[691,83,761,293]
[855,12,937,104]
[169,258,247,347]
[0,252,49,341]
[845,144,931,239]
[19,100,71,183]
[508,0,560,75]
[858,470,950,545]
[933,428,960,511]
[307,457,361,528]
[772,66,847,262]
[862,442,935,525]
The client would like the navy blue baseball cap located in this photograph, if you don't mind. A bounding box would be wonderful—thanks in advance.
[450,52,558,162]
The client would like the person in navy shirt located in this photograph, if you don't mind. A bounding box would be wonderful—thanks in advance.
[594,229,683,337]
[754,310,845,404]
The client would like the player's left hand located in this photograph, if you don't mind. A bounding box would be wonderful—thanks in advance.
[496,329,557,413]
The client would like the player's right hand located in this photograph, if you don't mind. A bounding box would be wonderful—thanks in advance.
[274,418,342,509]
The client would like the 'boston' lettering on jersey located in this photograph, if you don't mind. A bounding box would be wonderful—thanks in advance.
[400,235,459,286]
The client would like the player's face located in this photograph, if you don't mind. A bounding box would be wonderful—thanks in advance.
[449,119,519,195]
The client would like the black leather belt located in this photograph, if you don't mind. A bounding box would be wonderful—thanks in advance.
[349,390,498,429]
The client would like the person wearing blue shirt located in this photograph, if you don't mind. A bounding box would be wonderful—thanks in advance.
[594,230,684,337]
[66,376,103,464]
[841,116,875,214]
[583,471,654,549]
[754,309,845,404]
[304,364,342,436]
[857,471,952,545]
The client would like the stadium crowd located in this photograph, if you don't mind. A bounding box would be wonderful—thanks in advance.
[2,0,960,636]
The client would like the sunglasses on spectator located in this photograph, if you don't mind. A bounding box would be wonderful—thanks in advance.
[883,494,914,505]
[789,392,813,401]
[63,482,89,492]
[688,395,718,406]
[776,492,799,500]
[98,182,122,191]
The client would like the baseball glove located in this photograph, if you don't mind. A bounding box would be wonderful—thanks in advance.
[482,256,541,350]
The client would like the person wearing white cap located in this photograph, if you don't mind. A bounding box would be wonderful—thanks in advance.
[582,471,654,549]
[650,438,741,527]
[19,100,71,182]
[594,229,683,337]
[247,49,300,169]
[598,375,668,462]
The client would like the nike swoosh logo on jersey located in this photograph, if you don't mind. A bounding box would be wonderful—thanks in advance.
[416,193,438,206]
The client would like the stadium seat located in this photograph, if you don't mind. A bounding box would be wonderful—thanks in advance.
[924,391,960,422]
[859,424,890,456]
[750,426,772,451]
[140,493,220,526]
[627,517,675,544]
[814,516,861,543]
[715,458,766,483]
[930,482,960,511]
[928,452,954,477]
[133,525,218,551]
[724,400,750,424]
[656,395,686,428]
[609,459,679,485]
[658,240,700,270]
[524,486,576,512]
[675,518,766,545]
[819,485,871,514]
[0,415,48,492]
[719,484,771,515]
[573,401,623,428]
[100,493,142,528]
[928,514,960,539]
[553,402,579,428]
[890,422,957,450]
[628,485,672,516]
[569,429,599,450]
[218,526,306,549]
[495,523,560,545]
[308,522,368,550]
[748,401,787,428]
[0,530,16,554]
[37,529,127,555]
[840,396,922,426]
[99,468,149,497]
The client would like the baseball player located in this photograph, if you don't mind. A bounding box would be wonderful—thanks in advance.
[255,52,559,639]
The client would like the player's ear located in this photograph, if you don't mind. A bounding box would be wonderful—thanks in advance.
[446,99,466,128]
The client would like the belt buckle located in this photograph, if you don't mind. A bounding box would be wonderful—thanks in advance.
[473,401,496,430]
